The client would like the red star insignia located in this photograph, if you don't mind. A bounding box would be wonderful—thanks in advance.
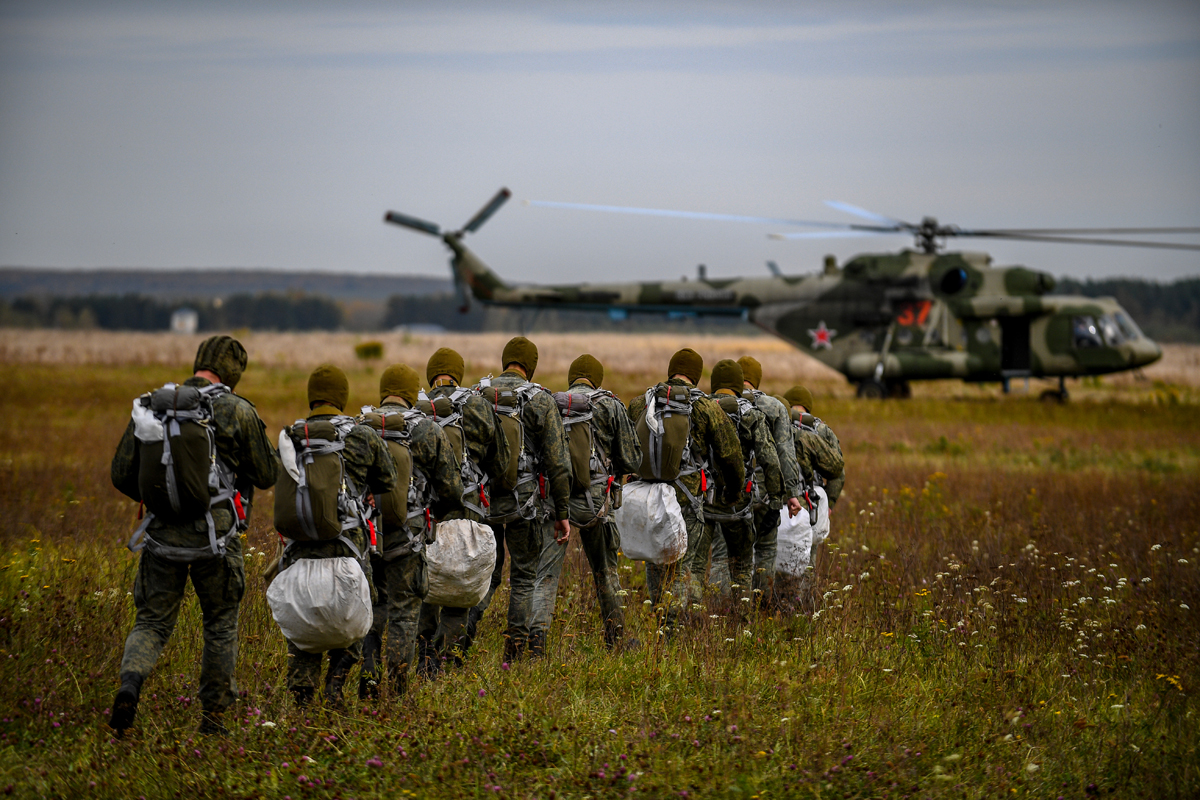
[807,321,837,350]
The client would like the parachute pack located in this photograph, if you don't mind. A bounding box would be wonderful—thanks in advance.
[553,389,618,528]
[417,387,491,518]
[476,377,550,522]
[274,416,373,560]
[127,382,247,562]
[705,394,765,522]
[633,383,708,511]
[359,405,436,560]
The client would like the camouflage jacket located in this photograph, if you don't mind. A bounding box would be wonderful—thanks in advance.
[791,413,845,506]
[813,418,845,504]
[707,391,782,514]
[482,371,572,522]
[425,382,511,523]
[283,407,398,564]
[565,381,642,520]
[378,401,465,538]
[111,376,279,550]
[627,378,744,508]
[743,388,802,503]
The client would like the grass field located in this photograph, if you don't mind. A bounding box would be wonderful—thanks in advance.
[0,332,1197,798]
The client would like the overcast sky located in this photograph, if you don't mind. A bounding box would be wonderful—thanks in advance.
[2,0,1198,285]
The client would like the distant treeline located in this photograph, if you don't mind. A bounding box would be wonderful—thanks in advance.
[0,293,343,331]
[1054,276,1200,343]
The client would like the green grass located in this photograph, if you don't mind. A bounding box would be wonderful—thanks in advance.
[0,364,1197,798]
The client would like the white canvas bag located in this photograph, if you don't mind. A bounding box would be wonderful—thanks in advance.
[424,519,497,608]
[775,504,814,577]
[266,557,372,653]
[613,481,687,565]
[811,486,830,550]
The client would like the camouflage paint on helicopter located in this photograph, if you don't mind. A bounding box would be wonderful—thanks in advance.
[385,190,1167,400]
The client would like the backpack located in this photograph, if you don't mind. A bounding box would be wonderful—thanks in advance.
[475,377,548,521]
[417,387,490,518]
[634,383,705,482]
[127,382,246,561]
[553,389,613,493]
[274,416,371,557]
[790,409,821,526]
[708,394,765,519]
[359,405,435,556]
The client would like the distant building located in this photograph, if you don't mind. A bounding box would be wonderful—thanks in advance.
[170,307,199,334]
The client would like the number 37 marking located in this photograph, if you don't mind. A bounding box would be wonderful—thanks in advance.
[896,300,932,326]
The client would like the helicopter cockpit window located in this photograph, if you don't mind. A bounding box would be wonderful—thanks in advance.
[1073,316,1103,349]
[940,267,969,295]
[1113,312,1142,341]
[1097,314,1124,346]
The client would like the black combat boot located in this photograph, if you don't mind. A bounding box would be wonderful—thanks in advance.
[501,633,525,665]
[415,635,440,681]
[527,630,546,659]
[108,671,144,736]
[290,685,315,709]
[358,631,382,700]
[198,710,229,736]
[459,606,483,658]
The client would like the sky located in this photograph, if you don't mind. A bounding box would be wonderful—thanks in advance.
[1,0,1199,285]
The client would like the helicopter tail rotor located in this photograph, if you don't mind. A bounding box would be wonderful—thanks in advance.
[461,187,512,234]
[383,211,441,236]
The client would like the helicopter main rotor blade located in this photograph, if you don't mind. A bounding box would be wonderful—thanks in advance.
[769,229,901,240]
[461,187,512,234]
[955,227,1200,236]
[823,201,910,228]
[951,232,1200,251]
[529,200,836,229]
[384,211,441,236]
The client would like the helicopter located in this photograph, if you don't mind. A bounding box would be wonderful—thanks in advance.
[384,189,1196,400]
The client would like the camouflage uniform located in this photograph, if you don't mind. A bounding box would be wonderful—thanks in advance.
[532,381,642,649]
[627,379,743,630]
[282,408,397,702]
[111,376,278,720]
[744,390,804,598]
[471,371,571,661]
[360,401,463,696]
[416,382,511,669]
[811,418,845,506]
[695,393,783,603]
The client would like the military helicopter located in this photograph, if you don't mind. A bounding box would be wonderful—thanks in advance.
[384,189,1196,400]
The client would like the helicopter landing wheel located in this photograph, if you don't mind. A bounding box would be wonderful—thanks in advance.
[888,380,912,399]
[857,380,888,399]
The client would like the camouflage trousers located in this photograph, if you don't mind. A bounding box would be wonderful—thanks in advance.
[286,640,361,694]
[119,542,245,714]
[362,549,428,690]
[416,602,470,671]
[471,515,550,660]
[644,501,702,632]
[576,518,628,647]
[693,513,755,603]
[751,504,783,599]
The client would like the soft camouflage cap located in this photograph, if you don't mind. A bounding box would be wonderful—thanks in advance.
[426,347,465,385]
[502,336,539,380]
[193,335,248,390]
[784,385,815,413]
[308,364,349,411]
[737,356,763,389]
[380,363,420,406]
[568,354,604,387]
[667,347,704,384]
[710,359,744,395]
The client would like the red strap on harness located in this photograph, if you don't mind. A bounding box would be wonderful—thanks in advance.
[137,501,144,521]
[233,492,247,521]
[304,422,310,447]
[381,414,386,435]
[480,485,490,508]
[425,508,432,531]
[538,473,547,499]
[700,471,708,492]
[606,476,615,496]
[367,519,377,548]
[745,479,753,494]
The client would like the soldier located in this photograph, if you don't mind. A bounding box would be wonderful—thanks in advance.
[532,354,643,650]
[471,337,572,662]
[627,348,743,634]
[109,335,278,736]
[414,347,511,671]
[737,356,805,602]
[359,364,464,699]
[279,365,397,709]
[783,385,845,602]
[693,360,784,608]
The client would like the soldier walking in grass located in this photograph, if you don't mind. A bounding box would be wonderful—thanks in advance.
[470,337,572,662]
[109,335,279,736]
[532,354,643,650]
[358,364,464,699]
[626,348,743,634]
[693,359,784,610]
[413,347,511,672]
[277,365,397,709]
